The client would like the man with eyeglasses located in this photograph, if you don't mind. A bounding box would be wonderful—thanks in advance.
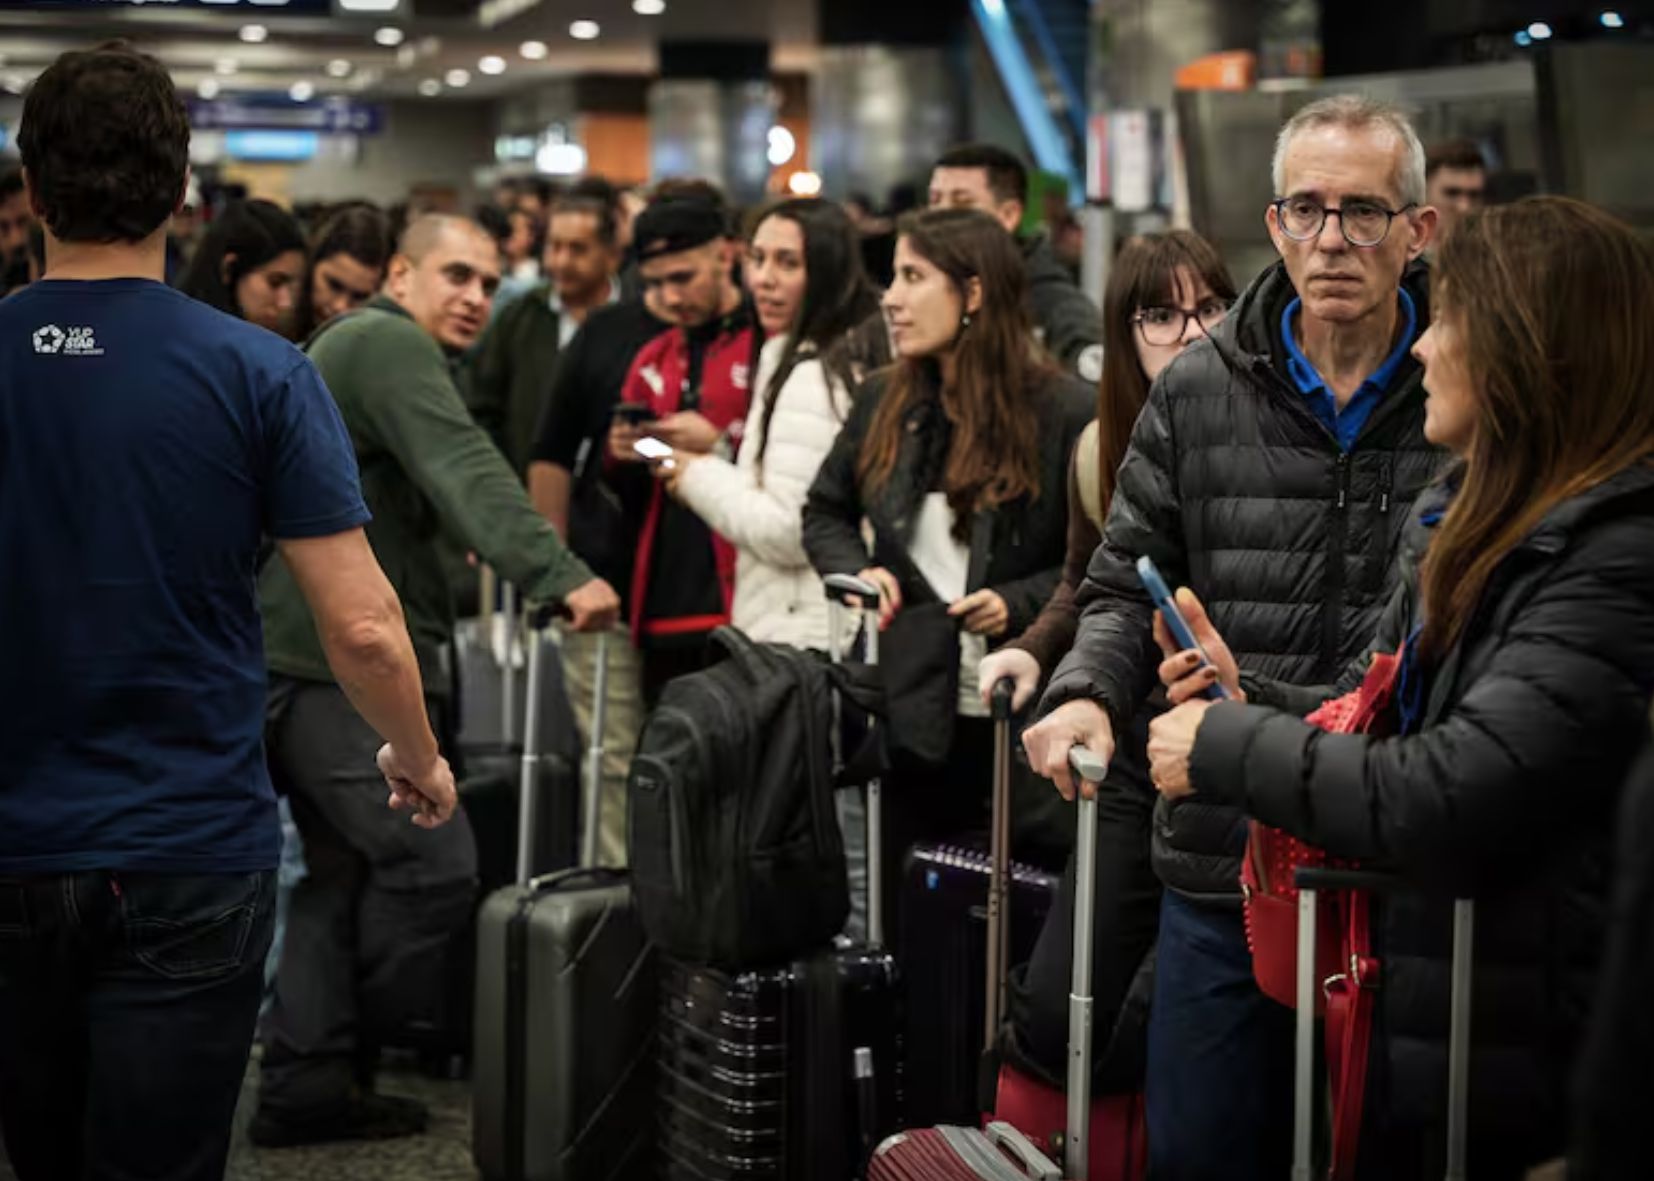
[1022,95,1442,1180]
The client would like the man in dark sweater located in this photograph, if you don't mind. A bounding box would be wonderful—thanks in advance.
[254,214,618,1145]
[1022,96,1442,1180]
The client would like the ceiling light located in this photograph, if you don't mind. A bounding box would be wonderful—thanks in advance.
[569,20,601,40]
[536,142,588,175]
[445,68,471,88]
[767,125,796,167]
[1601,11,1626,29]
[419,78,442,97]
[289,80,315,102]
[239,24,268,44]
[1527,21,1553,40]
[420,36,443,55]
[633,0,667,14]
[198,78,221,99]
[374,27,406,47]
[479,55,507,75]
[337,0,401,10]
[327,59,353,78]
[396,45,418,67]
[520,40,548,60]
[1514,29,1533,45]
[787,171,823,197]
[215,58,239,76]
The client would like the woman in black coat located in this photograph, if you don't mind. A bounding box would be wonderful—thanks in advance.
[1141,196,1654,1177]
[803,208,1091,940]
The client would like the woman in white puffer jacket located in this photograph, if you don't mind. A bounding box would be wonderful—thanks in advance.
[659,197,881,650]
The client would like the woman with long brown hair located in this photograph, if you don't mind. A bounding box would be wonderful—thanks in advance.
[803,207,1092,936]
[1146,196,1654,1175]
[978,228,1235,1092]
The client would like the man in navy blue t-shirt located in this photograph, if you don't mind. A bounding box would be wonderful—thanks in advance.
[0,42,458,1181]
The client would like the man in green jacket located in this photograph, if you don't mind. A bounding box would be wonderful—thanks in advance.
[465,195,624,476]
[253,213,619,1146]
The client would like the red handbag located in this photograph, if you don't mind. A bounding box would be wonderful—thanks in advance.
[1239,651,1402,1180]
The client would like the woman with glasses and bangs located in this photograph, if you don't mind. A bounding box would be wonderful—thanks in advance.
[978,228,1236,1095]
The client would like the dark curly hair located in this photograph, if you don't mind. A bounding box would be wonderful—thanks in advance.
[18,41,190,244]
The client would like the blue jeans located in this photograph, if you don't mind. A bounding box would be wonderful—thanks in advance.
[0,869,275,1180]
[1145,891,1294,1181]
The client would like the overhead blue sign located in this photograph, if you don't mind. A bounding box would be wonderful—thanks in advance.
[225,129,320,162]
[190,97,383,135]
[0,1,332,12]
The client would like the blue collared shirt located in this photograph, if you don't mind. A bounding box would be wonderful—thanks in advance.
[1281,287,1418,452]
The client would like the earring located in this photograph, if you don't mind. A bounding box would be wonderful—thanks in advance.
[961,313,972,329]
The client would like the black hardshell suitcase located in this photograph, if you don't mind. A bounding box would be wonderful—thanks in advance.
[898,839,1059,1128]
[655,575,903,1181]
[472,611,658,1181]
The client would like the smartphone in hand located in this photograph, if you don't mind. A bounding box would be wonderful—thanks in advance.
[611,403,656,428]
[1137,555,1231,701]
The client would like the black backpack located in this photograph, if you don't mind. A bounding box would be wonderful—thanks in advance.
[627,627,870,967]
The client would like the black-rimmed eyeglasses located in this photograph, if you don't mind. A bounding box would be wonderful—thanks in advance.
[1132,298,1230,347]
[1272,196,1417,248]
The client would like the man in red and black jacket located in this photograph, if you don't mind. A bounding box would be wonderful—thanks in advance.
[607,197,755,705]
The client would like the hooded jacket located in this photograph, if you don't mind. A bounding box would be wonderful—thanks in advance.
[1039,259,1443,902]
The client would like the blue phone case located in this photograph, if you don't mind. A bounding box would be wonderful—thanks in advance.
[1136,556,1230,701]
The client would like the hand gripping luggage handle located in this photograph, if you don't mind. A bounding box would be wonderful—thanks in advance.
[1065,745,1109,1181]
[984,678,1016,1051]
[1290,868,1474,1181]
[826,572,883,947]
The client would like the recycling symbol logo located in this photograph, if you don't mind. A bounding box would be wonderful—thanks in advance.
[32,325,65,354]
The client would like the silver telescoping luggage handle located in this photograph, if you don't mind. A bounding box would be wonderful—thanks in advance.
[825,572,884,949]
[513,601,612,886]
[1291,868,1474,1181]
[1066,745,1110,1181]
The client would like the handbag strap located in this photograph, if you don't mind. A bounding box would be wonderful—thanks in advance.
[1325,891,1380,1181]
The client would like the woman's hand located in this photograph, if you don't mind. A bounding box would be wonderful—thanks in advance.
[649,448,699,497]
[1153,587,1245,705]
[1146,699,1214,800]
[853,566,902,630]
[651,411,720,455]
[978,647,1041,712]
[949,588,1009,637]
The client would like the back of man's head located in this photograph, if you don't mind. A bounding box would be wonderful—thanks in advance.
[932,144,1029,208]
[1271,94,1426,208]
[20,41,189,244]
[0,168,23,206]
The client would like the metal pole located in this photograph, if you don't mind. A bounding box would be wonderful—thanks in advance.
[579,631,611,870]
[1444,899,1475,1181]
[514,617,544,887]
[1066,790,1098,1180]
[1292,887,1318,1181]
[864,618,884,950]
[501,582,519,747]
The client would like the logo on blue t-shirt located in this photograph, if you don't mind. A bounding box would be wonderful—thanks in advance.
[31,323,102,357]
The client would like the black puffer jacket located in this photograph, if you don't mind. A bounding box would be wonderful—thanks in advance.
[1190,466,1654,1174]
[1039,260,1442,901]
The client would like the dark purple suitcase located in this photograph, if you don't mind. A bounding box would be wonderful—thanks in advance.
[898,843,1060,1128]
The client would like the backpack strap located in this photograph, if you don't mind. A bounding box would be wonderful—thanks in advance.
[1073,420,1105,531]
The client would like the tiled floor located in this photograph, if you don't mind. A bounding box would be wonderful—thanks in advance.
[0,1060,478,1181]
[226,1060,478,1181]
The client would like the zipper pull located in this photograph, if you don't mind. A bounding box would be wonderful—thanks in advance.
[1335,455,1349,510]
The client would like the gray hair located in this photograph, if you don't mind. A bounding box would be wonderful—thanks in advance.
[1271,94,1427,207]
